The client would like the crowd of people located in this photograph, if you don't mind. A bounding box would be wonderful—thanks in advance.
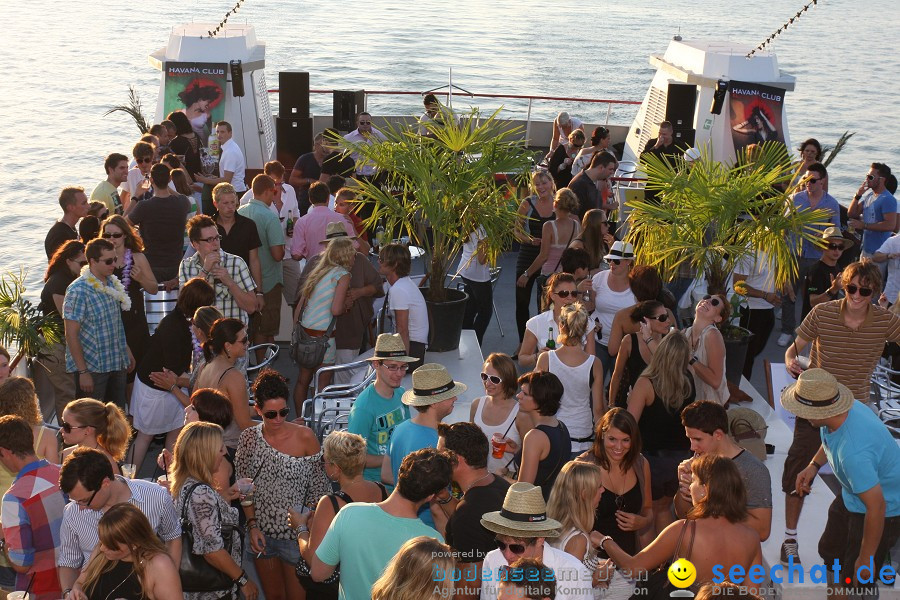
[0,109,898,600]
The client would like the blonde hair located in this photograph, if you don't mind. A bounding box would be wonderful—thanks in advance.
[547,461,603,537]
[559,303,589,345]
[641,331,693,413]
[64,398,131,461]
[300,238,355,301]
[169,421,224,500]
[371,536,456,600]
[554,188,580,214]
[0,376,41,426]
[530,170,555,194]
[81,504,168,597]
[323,431,367,478]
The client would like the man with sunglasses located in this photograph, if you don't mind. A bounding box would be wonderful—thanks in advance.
[778,162,841,348]
[781,260,900,566]
[121,141,155,212]
[848,163,896,262]
[56,448,181,598]
[804,227,850,315]
[63,238,133,406]
[89,152,128,218]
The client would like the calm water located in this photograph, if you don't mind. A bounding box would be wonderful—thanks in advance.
[1,0,898,294]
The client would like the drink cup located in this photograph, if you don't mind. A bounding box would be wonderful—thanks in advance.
[491,433,507,459]
[8,591,30,600]
[796,356,810,371]
[121,463,136,479]
[237,478,255,506]
[156,475,171,491]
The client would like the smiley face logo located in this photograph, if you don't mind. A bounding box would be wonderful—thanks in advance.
[667,558,697,589]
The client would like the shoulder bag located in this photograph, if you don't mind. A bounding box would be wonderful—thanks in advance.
[290,317,337,368]
[179,482,237,593]
[630,519,697,600]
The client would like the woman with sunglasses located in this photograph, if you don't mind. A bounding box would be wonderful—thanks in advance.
[194,318,255,432]
[470,353,530,475]
[518,273,594,369]
[129,277,215,473]
[536,303,605,456]
[684,294,730,405]
[60,398,130,475]
[514,171,556,348]
[236,369,330,600]
[609,300,672,409]
[569,209,614,276]
[590,242,637,379]
[606,265,675,359]
[39,240,86,420]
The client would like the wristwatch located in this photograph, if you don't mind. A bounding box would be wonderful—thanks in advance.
[294,524,309,535]
[689,356,699,365]
[233,571,249,587]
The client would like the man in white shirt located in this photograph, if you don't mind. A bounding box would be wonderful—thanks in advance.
[197,121,247,197]
[342,112,386,178]
[379,243,428,369]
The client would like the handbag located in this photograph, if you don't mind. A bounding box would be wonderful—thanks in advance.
[295,494,344,598]
[290,318,336,368]
[629,519,697,600]
[179,482,237,593]
[729,407,768,461]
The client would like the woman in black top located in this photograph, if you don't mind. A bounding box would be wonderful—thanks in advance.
[511,371,570,500]
[514,170,556,346]
[609,300,671,408]
[167,110,203,179]
[547,129,585,189]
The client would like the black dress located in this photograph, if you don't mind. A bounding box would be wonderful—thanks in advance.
[594,480,642,557]
[86,559,144,600]
[115,260,150,382]
[514,421,571,500]
[614,333,649,408]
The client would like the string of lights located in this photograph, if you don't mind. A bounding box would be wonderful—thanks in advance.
[746,0,820,59]
[201,0,247,39]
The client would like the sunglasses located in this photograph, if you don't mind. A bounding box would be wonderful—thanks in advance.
[553,290,580,298]
[867,174,880,181]
[846,284,873,297]
[102,232,124,239]
[702,294,721,307]
[197,235,223,244]
[806,178,822,184]
[60,421,91,434]
[481,372,503,384]
[99,213,109,220]
[262,408,290,419]
[496,539,527,555]
[610,259,622,266]
[137,157,153,164]
[381,363,409,373]
[647,314,669,323]
[74,486,101,507]
[99,258,116,265]
[827,243,845,251]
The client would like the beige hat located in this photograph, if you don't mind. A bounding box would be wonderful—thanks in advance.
[781,368,855,420]
[480,482,562,538]
[319,221,356,244]
[365,333,417,363]
[821,226,852,250]
[402,364,467,406]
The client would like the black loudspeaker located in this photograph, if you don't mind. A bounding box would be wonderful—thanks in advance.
[229,60,245,97]
[710,80,728,115]
[665,83,697,129]
[279,72,309,119]
[276,117,313,171]
[672,128,696,149]
[333,90,365,132]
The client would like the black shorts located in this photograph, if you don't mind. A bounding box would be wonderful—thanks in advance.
[645,449,692,500]
[781,417,821,494]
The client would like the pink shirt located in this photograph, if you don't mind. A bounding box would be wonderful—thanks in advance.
[290,205,357,259]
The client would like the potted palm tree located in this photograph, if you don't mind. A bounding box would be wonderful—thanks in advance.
[0,270,63,370]
[338,107,533,351]
[626,142,833,383]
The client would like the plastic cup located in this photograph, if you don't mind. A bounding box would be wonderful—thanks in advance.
[237,478,255,506]
[491,433,507,459]
[121,463,136,479]
[7,592,30,600]
[156,475,171,491]
[796,356,811,371]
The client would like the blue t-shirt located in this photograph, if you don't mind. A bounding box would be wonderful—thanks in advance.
[861,190,898,254]
[388,419,439,526]
[792,190,841,260]
[347,384,409,483]
[821,402,900,516]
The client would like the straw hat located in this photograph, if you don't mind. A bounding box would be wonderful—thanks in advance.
[480,482,562,538]
[401,364,467,407]
[603,240,635,261]
[319,221,356,244]
[821,226,852,250]
[365,333,417,363]
[780,368,854,420]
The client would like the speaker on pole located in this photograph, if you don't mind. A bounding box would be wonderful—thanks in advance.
[333,90,366,132]
[279,72,310,119]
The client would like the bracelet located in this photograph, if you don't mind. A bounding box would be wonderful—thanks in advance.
[809,459,823,471]
[644,338,653,344]
[597,535,613,551]
[854,193,862,201]
[249,523,260,530]
[63,589,72,598]
[246,517,258,525]
[169,383,177,392]
[78,369,89,375]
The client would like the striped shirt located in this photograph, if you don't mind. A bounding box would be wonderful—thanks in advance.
[179,249,256,324]
[57,476,180,569]
[62,274,129,373]
[300,267,348,330]
[797,299,900,399]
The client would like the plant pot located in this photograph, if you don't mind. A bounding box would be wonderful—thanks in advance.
[425,288,469,352]
[723,326,754,386]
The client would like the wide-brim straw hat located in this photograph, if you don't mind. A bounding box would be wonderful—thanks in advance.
[603,240,635,261]
[781,368,855,420]
[365,333,417,363]
[821,226,853,250]
[480,482,562,538]
[401,363,467,406]
[319,221,357,244]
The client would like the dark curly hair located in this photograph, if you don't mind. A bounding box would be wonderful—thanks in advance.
[253,368,289,406]
[437,422,489,469]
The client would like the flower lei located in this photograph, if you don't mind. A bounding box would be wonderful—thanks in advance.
[121,249,133,289]
[81,266,131,311]
[191,328,203,360]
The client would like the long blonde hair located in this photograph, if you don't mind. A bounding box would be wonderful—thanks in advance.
[371,536,456,600]
[169,421,223,500]
[81,504,169,597]
[300,238,355,302]
[547,461,603,537]
[64,398,131,461]
[640,331,693,413]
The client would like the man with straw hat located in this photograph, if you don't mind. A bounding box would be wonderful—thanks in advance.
[782,368,900,598]
[381,364,465,527]
[803,226,852,316]
[480,482,591,600]
[348,333,416,483]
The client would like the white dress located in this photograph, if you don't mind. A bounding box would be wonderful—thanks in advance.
[472,396,521,474]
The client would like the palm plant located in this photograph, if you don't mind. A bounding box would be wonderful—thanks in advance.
[0,270,63,369]
[337,107,533,303]
[626,142,833,300]
[104,85,151,135]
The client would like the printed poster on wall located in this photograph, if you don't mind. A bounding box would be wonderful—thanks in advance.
[163,62,227,146]
[728,81,786,154]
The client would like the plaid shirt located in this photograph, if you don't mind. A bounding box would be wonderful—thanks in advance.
[179,250,255,324]
[1,460,66,600]
[63,274,129,373]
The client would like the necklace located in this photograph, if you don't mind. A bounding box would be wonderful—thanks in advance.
[120,249,133,289]
[81,267,131,311]
[463,472,493,494]
[102,562,136,600]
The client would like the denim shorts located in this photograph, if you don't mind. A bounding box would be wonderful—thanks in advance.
[253,532,301,564]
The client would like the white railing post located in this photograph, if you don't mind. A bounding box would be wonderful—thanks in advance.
[525,98,533,146]
[606,103,612,125]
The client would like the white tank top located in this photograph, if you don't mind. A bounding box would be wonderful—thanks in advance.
[548,351,595,452]
[473,396,522,475]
